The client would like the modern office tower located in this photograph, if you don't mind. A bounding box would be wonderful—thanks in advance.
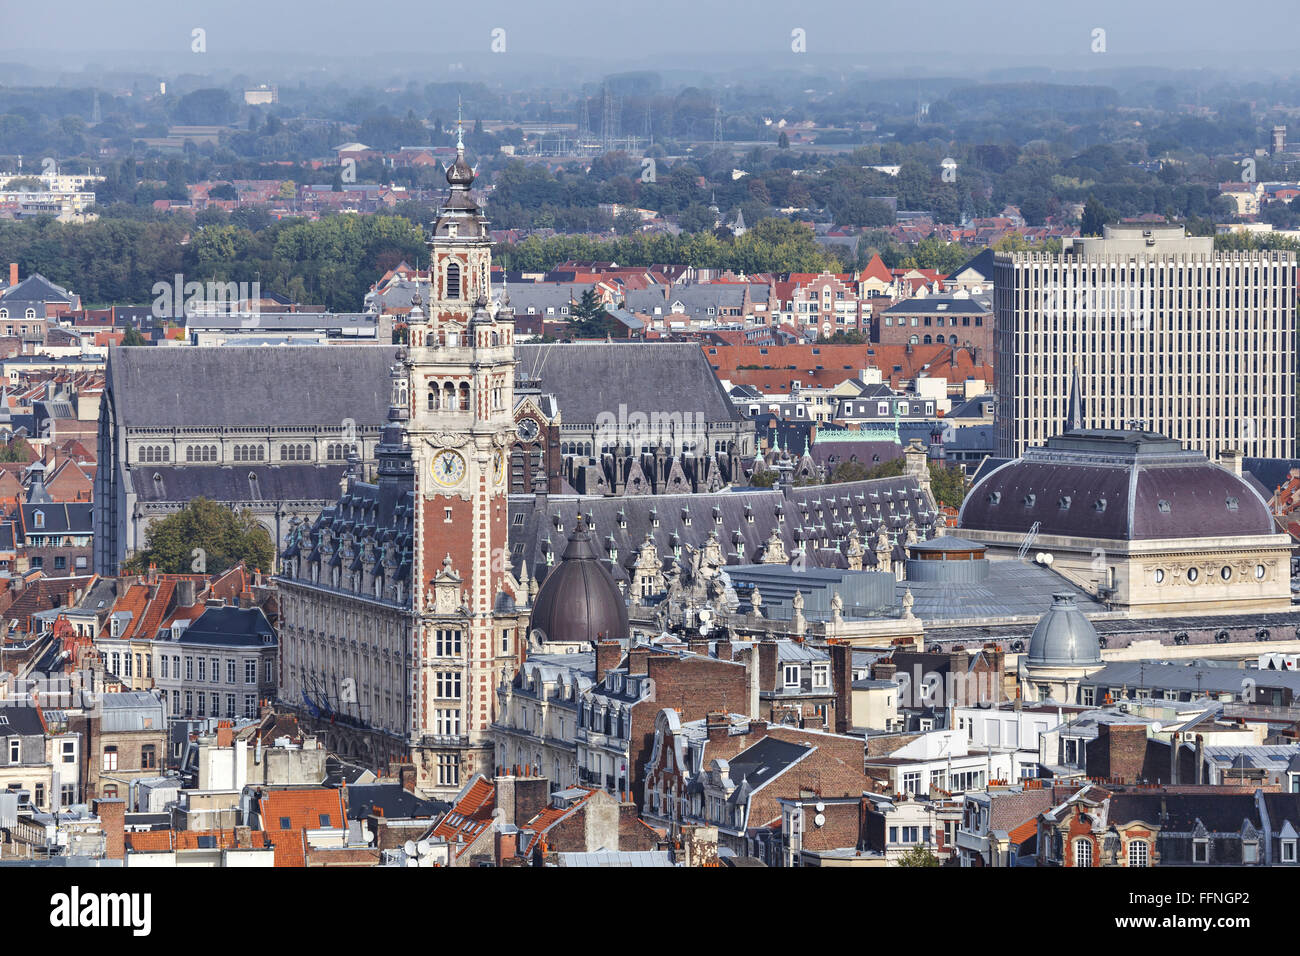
[994,223,1297,460]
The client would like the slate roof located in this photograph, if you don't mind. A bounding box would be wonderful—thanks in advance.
[947,248,997,282]
[170,606,275,648]
[18,502,92,536]
[105,345,399,428]
[0,704,46,735]
[959,430,1276,541]
[131,464,348,504]
[345,784,449,821]
[881,297,989,316]
[1107,792,1260,832]
[0,274,74,305]
[510,475,937,588]
[515,342,741,425]
[723,737,812,793]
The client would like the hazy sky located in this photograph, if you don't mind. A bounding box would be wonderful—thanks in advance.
[4,0,1300,68]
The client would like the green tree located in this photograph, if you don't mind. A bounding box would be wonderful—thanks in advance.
[0,437,35,462]
[1080,196,1110,237]
[829,460,870,483]
[569,288,619,338]
[121,326,148,346]
[778,131,790,149]
[122,497,274,576]
[749,469,778,488]
[897,846,940,867]
[929,463,968,508]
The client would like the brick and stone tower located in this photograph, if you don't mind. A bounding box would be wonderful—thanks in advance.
[405,112,527,788]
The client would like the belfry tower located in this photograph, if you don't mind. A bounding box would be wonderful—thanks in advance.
[404,110,526,788]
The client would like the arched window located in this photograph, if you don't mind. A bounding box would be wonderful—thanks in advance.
[1128,840,1148,867]
[458,382,470,410]
[443,382,455,409]
[24,308,35,319]
[447,261,461,300]
[1074,838,1093,867]
[923,334,932,344]
[908,334,919,345]
[428,388,439,411]
[949,334,958,345]
[186,446,195,462]
[0,309,7,318]
[33,510,44,529]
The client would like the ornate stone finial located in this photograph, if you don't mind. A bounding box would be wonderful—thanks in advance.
[792,589,806,637]
[442,553,454,573]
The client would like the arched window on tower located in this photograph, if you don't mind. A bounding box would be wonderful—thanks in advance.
[447,262,461,300]
[458,382,470,411]
[443,382,456,409]
[428,388,440,411]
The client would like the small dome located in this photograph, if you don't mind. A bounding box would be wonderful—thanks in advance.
[446,151,474,187]
[1027,592,1102,666]
[529,516,628,645]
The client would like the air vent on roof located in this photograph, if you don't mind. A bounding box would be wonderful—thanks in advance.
[1093,498,1107,513]
[1157,499,1171,514]
[1226,496,1239,512]
[987,491,1001,505]
[1022,494,1035,508]
[1058,496,1071,510]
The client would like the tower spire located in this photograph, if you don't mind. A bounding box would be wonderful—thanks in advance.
[1066,362,1084,433]
[456,96,464,151]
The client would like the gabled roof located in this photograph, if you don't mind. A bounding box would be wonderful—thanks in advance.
[429,775,496,859]
[106,346,399,428]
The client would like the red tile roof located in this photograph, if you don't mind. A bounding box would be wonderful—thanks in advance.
[429,776,496,859]
[256,788,348,867]
[125,828,270,853]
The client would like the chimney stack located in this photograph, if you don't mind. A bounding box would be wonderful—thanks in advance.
[595,641,622,683]
[8,264,16,288]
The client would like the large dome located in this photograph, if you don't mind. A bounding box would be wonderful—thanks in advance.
[529,517,629,645]
[1027,592,1102,666]
[959,430,1275,541]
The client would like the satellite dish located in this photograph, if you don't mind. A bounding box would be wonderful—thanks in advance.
[1151,722,1162,734]
[417,839,430,855]
[1042,553,1054,565]
[699,608,713,622]
[813,813,826,828]
[815,801,825,812]
[699,624,711,635]
[404,840,417,857]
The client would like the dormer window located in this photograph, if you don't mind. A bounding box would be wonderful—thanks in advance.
[987,491,1001,505]
[33,510,44,529]
[1093,498,1108,513]
[1021,494,1035,508]
[1226,496,1239,512]
[1157,499,1171,514]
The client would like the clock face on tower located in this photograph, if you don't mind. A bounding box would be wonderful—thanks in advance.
[516,417,540,442]
[430,450,466,488]
[494,448,506,484]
